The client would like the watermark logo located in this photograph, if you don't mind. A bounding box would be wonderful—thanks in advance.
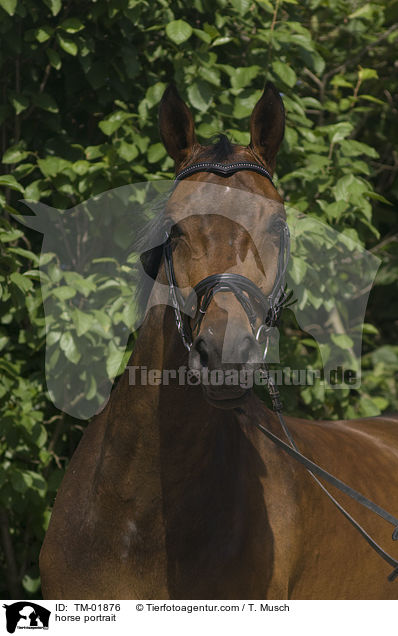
[13,180,380,417]
[2,603,50,634]
[126,365,358,388]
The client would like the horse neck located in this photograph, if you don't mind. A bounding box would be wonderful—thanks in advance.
[105,299,293,490]
[109,301,241,455]
[111,296,297,495]
[100,302,302,596]
[101,302,251,503]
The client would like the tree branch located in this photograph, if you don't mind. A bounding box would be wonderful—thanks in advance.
[324,23,398,81]
[47,414,65,454]
[39,63,52,95]
[0,507,20,598]
[303,68,326,124]
[370,233,398,253]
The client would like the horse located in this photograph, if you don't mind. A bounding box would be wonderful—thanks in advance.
[39,82,398,600]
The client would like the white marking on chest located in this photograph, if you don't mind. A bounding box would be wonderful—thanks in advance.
[121,519,138,560]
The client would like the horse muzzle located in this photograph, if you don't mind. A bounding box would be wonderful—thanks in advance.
[188,327,262,408]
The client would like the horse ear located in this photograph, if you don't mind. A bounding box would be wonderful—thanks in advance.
[159,84,197,166]
[249,82,285,172]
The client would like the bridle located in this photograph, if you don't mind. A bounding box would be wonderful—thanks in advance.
[164,161,290,354]
[162,159,398,582]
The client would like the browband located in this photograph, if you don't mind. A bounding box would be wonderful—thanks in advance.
[175,161,273,183]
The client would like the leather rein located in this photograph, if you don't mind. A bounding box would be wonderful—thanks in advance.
[165,160,398,581]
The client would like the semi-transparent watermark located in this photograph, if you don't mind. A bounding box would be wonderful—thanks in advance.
[126,365,358,388]
[14,180,379,418]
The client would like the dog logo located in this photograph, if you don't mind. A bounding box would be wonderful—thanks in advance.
[2,602,50,633]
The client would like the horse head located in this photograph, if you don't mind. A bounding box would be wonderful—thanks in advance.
[158,82,287,408]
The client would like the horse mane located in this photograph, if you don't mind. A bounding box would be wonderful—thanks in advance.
[130,202,168,316]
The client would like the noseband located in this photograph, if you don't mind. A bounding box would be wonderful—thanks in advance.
[164,161,290,353]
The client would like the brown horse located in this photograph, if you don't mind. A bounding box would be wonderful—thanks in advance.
[40,83,398,600]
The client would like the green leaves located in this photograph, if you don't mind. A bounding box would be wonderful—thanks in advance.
[99,110,131,136]
[0,0,17,15]
[53,286,76,300]
[230,66,261,90]
[289,257,307,285]
[56,32,78,56]
[10,272,33,293]
[317,200,347,222]
[11,470,46,494]
[22,575,41,594]
[35,25,53,43]
[72,309,94,337]
[0,228,23,242]
[358,67,378,82]
[46,49,61,69]
[9,92,29,115]
[2,144,30,164]
[325,122,353,144]
[232,90,262,118]
[42,0,61,16]
[145,82,167,109]
[230,0,251,14]
[187,81,213,112]
[32,93,59,113]
[117,141,138,162]
[0,0,396,601]
[272,61,297,87]
[166,20,193,45]
[333,174,367,203]
[37,156,70,177]
[60,18,85,33]
[331,334,355,350]
[147,143,166,163]
[193,28,212,44]
[0,174,24,192]
[339,139,378,158]
[106,342,124,379]
[59,331,80,363]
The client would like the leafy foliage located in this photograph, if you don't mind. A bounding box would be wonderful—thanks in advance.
[0,0,397,598]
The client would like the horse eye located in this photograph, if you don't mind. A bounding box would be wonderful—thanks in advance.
[269,216,286,238]
[170,223,184,240]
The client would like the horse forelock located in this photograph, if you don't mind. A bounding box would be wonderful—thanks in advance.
[201,134,235,162]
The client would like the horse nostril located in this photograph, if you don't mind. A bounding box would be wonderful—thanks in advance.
[238,336,257,364]
[196,338,209,367]
[190,332,259,370]
[189,337,210,370]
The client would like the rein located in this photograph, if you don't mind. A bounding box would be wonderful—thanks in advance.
[167,160,398,581]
